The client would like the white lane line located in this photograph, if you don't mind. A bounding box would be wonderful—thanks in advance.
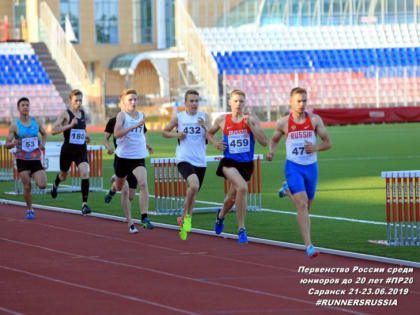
[0,238,366,315]
[0,265,198,315]
[0,307,23,315]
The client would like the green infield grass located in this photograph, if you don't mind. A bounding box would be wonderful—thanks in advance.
[1,122,420,262]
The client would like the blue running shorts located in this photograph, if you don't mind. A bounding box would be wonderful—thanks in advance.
[284,160,318,200]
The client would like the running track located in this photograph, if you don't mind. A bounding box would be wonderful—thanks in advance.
[1,204,419,315]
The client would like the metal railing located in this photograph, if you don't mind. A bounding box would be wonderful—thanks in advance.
[175,0,219,105]
[38,1,88,92]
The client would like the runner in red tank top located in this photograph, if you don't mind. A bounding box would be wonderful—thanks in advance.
[207,90,268,244]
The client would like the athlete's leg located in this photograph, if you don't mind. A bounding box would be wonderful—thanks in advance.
[77,161,89,201]
[20,171,32,210]
[183,174,200,218]
[289,191,312,247]
[133,166,149,215]
[222,167,248,229]
[32,169,47,190]
[120,181,133,227]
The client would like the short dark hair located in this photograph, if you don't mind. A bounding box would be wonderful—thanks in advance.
[69,89,83,100]
[17,97,29,107]
[290,87,307,97]
[184,89,199,102]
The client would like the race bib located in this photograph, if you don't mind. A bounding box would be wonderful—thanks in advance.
[289,141,307,156]
[228,133,250,154]
[69,129,86,145]
[22,137,38,152]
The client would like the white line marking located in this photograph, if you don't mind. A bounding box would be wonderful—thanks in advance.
[0,307,23,315]
[1,199,419,268]
[0,265,198,315]
[0,238,366,315]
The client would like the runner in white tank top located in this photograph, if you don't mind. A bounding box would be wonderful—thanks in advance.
[175,110,207,167]
[116,111,149,159]
[108,89,154,233]
[163,90,210,240]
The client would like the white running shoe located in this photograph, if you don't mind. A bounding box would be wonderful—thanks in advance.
[129,224,139,234]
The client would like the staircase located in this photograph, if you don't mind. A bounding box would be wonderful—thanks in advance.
[31,42,72,104]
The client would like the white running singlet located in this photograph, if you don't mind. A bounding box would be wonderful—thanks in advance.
[175,111,207,167]
[285,113,317,165]
[115,112,149,159]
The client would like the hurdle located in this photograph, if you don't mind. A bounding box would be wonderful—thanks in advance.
[3,144,104,195]
[381,171,420,246]
[0,140,14,182]
[151,155,263,215]
[68,145,104,192]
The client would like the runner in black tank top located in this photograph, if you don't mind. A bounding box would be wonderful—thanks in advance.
[50,89,92,215]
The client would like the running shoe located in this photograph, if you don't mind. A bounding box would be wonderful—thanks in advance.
[50,185,58,199]
[141,217,154,229]
[306,245,319,259]
[238,228,248,244]
[177,217,188,240]
[26,209,34,220]
[129,224,139,234]
[183,215,192,232]
[214,209,224,235]
[278,181,289,198]
[104,191,114,203]
[81,204,92,215]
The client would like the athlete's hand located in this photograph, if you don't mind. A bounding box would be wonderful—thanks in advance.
[85,135,91,144]
[178,132,187,140]
[70,118,78,127]
[39,143,46,151]
[243,113,254,127]
[304,140,316,153]
[266,151,274,161]
[136,120,145,128]
[197,117,207,131]
[146,144,153,154]
[9,139,20,148]
[107,147,115,155]
[214,140,226,151]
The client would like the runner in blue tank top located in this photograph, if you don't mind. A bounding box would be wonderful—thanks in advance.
[5,97,47,219]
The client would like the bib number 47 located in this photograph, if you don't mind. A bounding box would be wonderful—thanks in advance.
[292,147,305,155]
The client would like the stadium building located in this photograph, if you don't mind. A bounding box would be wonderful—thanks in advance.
[0,0,419,125]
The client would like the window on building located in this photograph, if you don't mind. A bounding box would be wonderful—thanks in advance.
[13,0,26,39]
[95,0,119,44]
[165,0,175,47]
[60,0,80,43]
[132,0,153,44]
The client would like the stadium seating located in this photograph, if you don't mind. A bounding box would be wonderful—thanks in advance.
[0,43,65,121]
[199,24,419,108]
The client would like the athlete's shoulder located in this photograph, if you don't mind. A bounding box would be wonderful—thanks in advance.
[308,113,323,125]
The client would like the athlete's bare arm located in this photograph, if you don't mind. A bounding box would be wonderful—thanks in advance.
[304,114,332,153]
[206,114,226,151]
[267,117,287,161]
[245,114,268,146]
[104,132,114,154]
[37,119,47,150]
[52,110,74,135]
[5,122,18,149]
[162,114,185,140]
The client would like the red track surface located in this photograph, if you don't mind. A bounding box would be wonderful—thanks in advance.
[1,204,419,315]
